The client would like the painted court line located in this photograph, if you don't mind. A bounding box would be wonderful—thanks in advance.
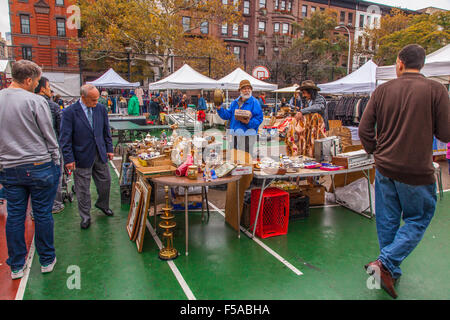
[146,220,196,300]
[15,237,35,300]
[207,201,303,276]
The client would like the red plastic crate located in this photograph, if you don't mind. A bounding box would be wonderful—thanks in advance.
[250,187,289,239]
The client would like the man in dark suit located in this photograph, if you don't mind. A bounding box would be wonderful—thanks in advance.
[59,84,114,229]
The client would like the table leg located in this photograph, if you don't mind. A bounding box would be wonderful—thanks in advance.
[366,168,374,219]
[185,186,189,256]
[237,179,240,239]
[154,183,157,229]
[252,178,266,239]
[204,186,210,222]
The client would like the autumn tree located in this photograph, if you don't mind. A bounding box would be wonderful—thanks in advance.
[73,0,242,81]
[268,9,348,86]
[356,9,450,66]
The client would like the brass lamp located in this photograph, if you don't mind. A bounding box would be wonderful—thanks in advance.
[158,186,178,260]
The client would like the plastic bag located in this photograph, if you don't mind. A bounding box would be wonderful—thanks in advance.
[335,178,375,214]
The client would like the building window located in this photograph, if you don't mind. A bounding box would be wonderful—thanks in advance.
[359,14,364,28]
[243,24,249,38]
[56,18,66,37]
[274,23,280,33]
[222,0,228,5]
[348,12,353,26]
[274,0,279,10]
[288,1,292,12]
[311,6,316,13]
[281,0,285,10]
[340,11,346,24]
[282,23,289,34]
[359,57,366,67]
[232,24,238,36]
[182,17,191,32]
[274,47,279,56]
[259,0,266,9]
[320,7,325,11]
[22,46,32,60]
[258,45,265,56]
[20,15,30,34]
[200,21,209,34]
[55,0,64,6]
[221,23,228,35]
[358,36,362,47]
[243,1,250,14]
[258,21,266,32]
[302,5,307,18]
[57,49,67,66]
[373,17,378,28]
[366,16,371,27]
[233,46,240,59]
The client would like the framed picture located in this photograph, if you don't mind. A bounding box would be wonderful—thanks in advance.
[127,182,143,241]
[135,177,152,253]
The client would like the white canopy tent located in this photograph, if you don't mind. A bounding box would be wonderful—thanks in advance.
[317,60,378,94]
[0,60,12,75]
[376,44,450,84]
[87,68,140,88]
[148,64,219,90]
[217,67,278,91]
[273,84,299,93]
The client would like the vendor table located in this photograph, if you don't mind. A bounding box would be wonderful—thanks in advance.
[252,164,374,238]
[109,121,186,151]
[150,175,242,256]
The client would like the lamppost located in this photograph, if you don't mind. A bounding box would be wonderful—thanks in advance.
[125,46,132,81]
[335,25,351,75]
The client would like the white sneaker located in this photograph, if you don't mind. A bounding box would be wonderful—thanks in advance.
[11,264,26,280]
[41,257,57,273]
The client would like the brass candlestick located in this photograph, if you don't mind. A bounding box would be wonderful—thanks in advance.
[158,186,178,260]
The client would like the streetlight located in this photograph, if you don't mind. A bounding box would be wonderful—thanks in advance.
[335,25,351,75]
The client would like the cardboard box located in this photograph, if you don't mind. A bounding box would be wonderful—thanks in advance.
[299,184,326,205]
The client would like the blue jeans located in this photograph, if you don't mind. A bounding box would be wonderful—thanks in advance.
[0,161,60,270]
[374,170,436,279]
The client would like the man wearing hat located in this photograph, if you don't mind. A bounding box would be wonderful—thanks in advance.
[216,79,263,155]
[294,80,329,131]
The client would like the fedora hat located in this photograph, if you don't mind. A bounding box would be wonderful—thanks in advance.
[239,79,253,91]
[296,80,320,91]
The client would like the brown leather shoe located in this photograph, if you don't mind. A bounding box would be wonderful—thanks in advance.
[365,260,398,299]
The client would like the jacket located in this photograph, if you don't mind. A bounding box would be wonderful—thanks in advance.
[128,95,140,115]
[217,95,263,135]
[41,94,62,139]
[359,72,449,185]
[198,97,207,110]
[59,100,113,168]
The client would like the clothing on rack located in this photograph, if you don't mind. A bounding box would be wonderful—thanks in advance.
[326,96,370,127]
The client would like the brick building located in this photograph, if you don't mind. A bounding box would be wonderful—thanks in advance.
[8,0,80,97]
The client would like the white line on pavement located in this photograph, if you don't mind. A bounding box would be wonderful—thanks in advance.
[15,237,35,300]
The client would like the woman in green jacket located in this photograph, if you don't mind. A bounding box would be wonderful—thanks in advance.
[127,91,140,115]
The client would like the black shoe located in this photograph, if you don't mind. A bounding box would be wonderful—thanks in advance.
[95,204,114,216]
[80,220,91,229]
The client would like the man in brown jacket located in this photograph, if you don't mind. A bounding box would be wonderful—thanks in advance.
[359,44,449,299]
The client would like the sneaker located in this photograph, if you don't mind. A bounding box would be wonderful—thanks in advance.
[11,265,26,280]
[41,257,57,273]
[52,205,65,214]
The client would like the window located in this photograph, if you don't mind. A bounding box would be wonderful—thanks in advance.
[233,46,240,59]
[56,18,66,37]
[288,1,292,12]
[373,17,378,28]
[358,36,362,47]
[57,49,67,66]
[366,16,371,27]
[243,24,249,38]
[274,23,280,33]
[274,47,279,56]
[182,17,191,32]
[359,57,366,67]
[243,1,250,14]
[200,21,209,34]
[259,0,266,8]
[20,15,30,34]
[258,45,265,56]
[274,0,279,10]
[258,21,266,32]
[320,7,325,12]
[22,46,32,60]
[302,5,307,18]
[232,24,238,36]
[221,23,228,35]
[282,23,289,34]
[359,14,364,28]
[348,12,353,25]
[55,0,64,6]
[222,0,228,5]
[340,11,346,24]
[311,6,316,13]
[281,0,285,10]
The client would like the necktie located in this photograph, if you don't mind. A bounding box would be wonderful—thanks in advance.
[87,107,93,128]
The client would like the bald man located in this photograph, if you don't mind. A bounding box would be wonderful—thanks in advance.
[59,84,114,229]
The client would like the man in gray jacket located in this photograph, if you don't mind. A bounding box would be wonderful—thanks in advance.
[35,76,64,214]
[0,60,61,280]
